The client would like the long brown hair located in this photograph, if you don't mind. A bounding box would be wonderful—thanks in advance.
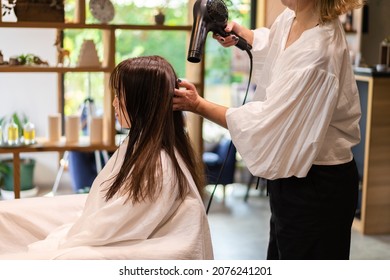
[107,56,204,203]
[315,0,365,24]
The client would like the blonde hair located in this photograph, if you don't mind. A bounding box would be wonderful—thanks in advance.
[315,0,365,24]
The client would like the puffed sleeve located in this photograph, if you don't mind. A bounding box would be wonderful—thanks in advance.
[226,68,339,179]
[251,28,271,82]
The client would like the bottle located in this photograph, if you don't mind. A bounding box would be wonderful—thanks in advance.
[23,121,36,145]
[7,119,19,145]
[379,37,390,69]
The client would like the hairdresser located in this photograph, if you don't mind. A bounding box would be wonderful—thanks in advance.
[173,0,363,260]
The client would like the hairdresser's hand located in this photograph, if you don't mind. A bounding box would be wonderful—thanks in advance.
[173,79,203,113]
[213,21,254,47]
[173,79,228,129]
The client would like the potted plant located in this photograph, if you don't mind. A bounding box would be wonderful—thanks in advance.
[154,1,170,25]
[0,158,36,192]
[154,8,165,25]
[0,160,7,187]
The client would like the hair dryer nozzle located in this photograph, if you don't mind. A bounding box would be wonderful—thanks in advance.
[188,50,202,63]
[187,0,209,63]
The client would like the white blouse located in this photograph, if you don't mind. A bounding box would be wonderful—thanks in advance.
[226,8,361,180]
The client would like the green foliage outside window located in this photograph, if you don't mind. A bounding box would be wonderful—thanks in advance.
[62,0,251,116]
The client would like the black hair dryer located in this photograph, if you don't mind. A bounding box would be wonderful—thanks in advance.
[187,0,252,63]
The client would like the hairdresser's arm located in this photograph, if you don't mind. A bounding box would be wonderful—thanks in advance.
[173,80,228,129]
[213,21,254,48]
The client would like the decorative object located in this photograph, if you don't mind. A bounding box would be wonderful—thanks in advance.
[90,116,103,144]
[8,56,18,65]
[14,0,64,22]
[6,53,49,66]
[89,0,115,24]
[154,8,165,25]
[154,1,170,25]
[1,0,17,22]
[54,31,70,66]
[65,115,80,143]
[77,39,101,67]
[48,114,61,142]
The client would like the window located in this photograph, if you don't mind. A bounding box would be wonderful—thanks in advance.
[62,0,253,138]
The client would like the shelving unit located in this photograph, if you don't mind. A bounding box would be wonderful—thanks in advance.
[352,73,390,234]
[0,0,204,199]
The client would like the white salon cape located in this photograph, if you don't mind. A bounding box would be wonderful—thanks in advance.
[0,138,213,259]
[227,8,361,179]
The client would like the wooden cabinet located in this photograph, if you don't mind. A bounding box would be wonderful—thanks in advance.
[352,73,390,234]
[0,1,204,198]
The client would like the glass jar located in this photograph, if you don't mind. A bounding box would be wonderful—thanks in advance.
[23,121,36,145]
[7,120,19,145]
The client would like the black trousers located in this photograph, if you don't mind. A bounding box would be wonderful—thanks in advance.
[266,159,359,260]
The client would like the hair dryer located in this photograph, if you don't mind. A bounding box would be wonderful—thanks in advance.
[187,0,252,63]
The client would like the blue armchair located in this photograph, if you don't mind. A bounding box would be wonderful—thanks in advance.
[202,137,237,200]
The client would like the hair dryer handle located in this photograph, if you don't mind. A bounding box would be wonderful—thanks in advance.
[217,30,252,51]
[233,32,252,51]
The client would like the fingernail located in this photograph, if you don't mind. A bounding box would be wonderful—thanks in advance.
[220,38,225,42]
[177,78,182,83]
[233,36,239,41]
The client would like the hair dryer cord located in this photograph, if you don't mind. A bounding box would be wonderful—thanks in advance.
[206,49,253,214]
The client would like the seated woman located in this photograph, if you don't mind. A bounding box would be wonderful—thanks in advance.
[0,56,213,260]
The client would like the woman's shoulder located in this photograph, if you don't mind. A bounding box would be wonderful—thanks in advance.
[272,8,295,28]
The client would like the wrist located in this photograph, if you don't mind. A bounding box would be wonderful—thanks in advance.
[195,97,207,116]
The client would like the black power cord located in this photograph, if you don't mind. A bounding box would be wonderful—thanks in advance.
[206,49,254,214]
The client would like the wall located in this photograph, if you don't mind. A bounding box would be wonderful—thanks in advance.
[265,0,285,27]
[0,28,62,187]
[360,0,390,66]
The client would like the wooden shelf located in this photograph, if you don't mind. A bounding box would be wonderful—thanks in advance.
[352,75,390,234]
[0,65,111,73]
[0,21,192,31]
[0,137,118,154]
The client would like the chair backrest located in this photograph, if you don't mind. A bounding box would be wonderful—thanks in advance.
[204,137,236,185]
